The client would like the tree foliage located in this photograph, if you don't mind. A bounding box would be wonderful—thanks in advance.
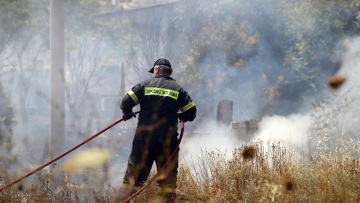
[172,0,360,117]
[263,0,360,114]
[0,81,14,165]
[0,0,31,166]
[270,0,360,83]
[0,0,31,54]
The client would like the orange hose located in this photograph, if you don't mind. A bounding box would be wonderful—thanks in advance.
[0,111,140,193]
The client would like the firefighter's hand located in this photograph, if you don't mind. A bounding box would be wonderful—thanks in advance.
[177,112,186,122]
[122,112,136,121]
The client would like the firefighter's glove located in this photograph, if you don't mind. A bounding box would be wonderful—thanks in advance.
[123,112,136,121]
[177,112,186,122]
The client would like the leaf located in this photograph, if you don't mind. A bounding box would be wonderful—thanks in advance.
[328,75,347,89]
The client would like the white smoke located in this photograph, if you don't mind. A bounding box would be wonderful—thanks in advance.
[310,37,360,156]
[336,37,360,94]
[253,114,313,158]
[250,37,360,159]
[180,120,239,162]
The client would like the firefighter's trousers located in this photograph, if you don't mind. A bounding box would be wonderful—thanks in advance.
[121,124,179,194]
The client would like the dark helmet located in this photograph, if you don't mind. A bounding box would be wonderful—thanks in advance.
[149,58,172,73]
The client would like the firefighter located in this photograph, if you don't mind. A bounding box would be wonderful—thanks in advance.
[117,58,196,202]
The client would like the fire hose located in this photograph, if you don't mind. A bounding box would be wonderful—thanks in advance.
[0,111,143,192]
[0,110,185,203]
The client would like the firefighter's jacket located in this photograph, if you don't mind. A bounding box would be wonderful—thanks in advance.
[121,75,196,127]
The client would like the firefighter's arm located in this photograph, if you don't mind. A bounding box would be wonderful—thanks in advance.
[179,102,196,122]
[178,89,196,122]
[178,106,196,122]
[120,94,135,113]
[120,85,141,115]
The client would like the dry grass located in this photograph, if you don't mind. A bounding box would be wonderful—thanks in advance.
[1,141,360,202]
[175,142,360,202]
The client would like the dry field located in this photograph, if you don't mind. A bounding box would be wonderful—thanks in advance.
[1,140,359,203]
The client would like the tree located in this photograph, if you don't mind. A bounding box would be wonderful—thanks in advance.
[64,0,132,138]
[117,7,182,85]
[171,0,261,119]
[65,39,109,136]
[0,81,15,169]
[261,0,360,114]
[0,0,49,146]
[0,0,31,55]
[0,0,48,167]
[171,0,360,118]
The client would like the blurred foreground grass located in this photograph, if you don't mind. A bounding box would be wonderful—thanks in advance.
[1,141,360,202]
